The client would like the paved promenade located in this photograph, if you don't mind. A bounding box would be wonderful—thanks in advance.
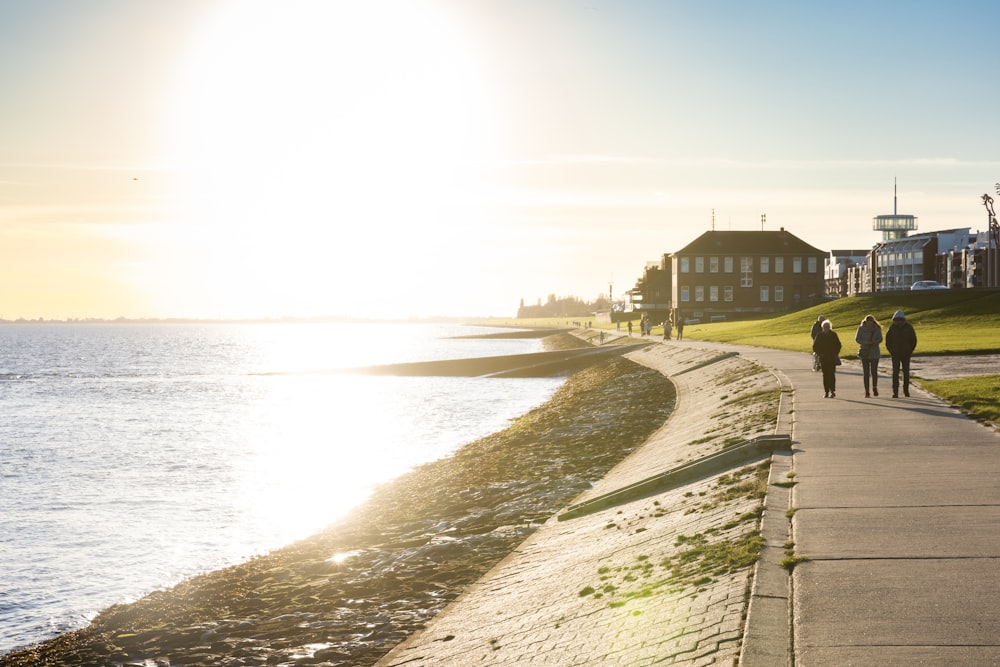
[381,336,1000,666]
[730,342,1000,666]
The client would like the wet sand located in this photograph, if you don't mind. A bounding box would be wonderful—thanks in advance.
[1,333,675,667]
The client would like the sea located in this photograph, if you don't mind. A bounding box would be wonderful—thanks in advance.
[0,322,563,655]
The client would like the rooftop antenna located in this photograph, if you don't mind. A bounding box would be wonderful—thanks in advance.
[761,213,766,231]
[711,208,716,231]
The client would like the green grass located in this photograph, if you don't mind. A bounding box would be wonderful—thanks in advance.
[920,375,1000,424]
[681,290,1000,355]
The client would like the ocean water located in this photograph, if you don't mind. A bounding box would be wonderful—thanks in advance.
[0,322,562,655]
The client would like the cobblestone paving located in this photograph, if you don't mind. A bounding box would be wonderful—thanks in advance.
[380,344,784,666]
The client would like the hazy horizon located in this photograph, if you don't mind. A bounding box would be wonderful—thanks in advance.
[2,0,998,321]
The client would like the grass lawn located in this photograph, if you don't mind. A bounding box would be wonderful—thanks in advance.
[681,290,1000,355]
[919,375,1000,426]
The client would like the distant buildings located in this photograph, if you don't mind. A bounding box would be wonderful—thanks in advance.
[843,185,997,294]
[609,185,998,324]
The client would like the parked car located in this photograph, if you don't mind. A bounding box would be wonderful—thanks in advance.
[911,280,948,290]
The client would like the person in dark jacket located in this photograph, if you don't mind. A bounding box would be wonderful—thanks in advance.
[810,315,826,340]
[812,319,842,398]
[810,315,826,371]
[854,314,883,397]
[885,310,917,397]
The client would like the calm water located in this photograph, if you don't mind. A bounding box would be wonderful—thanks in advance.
[0,322,562,654]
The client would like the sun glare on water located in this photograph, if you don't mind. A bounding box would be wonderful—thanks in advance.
[166,0,496,319]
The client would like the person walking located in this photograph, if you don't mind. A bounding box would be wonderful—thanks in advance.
[810,315,826,371]
[812,319,842,398]
[885,310,917,397]
[663,320,672,341]
[676,318,684,341]
[854,314,883,397]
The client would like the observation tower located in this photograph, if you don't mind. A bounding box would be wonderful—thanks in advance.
[873,179,917,240]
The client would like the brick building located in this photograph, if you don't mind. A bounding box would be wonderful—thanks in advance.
[670,229,826,322]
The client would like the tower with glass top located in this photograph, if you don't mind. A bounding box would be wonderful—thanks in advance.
[873,179,917,240]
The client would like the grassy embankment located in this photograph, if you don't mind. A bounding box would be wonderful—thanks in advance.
[475,290,1000,425]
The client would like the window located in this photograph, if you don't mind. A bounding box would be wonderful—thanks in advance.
[724,256,734,273]
[695,257,704,273]
[724,286,734,302]
[760,286,769,302]
[775,285,784,302]
[680,286,690,302]
[709,285,719,301]
[760,256,769,273]
[808,257,818,273]
[680,257,690,273]
[775,256,784,273]
[740,256,753,287]
[709,256,719,273]
[695,286,704,301]
[793,257,802,273]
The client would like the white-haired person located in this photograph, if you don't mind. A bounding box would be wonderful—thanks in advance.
[811,319,842,398]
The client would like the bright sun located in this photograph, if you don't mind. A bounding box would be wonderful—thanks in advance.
[166,0,495,318]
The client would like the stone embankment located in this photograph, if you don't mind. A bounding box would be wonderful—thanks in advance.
[380,339,791,665]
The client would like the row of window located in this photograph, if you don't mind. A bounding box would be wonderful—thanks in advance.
[680,285,786,303]
[678,256,818,274]
[879,252,924,264]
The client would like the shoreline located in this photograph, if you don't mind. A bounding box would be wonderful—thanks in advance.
[1,334,675,667]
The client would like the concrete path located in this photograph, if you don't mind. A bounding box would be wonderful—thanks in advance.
[691,341,1000,666]
[382,336,1000,666]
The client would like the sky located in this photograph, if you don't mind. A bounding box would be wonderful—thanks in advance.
[1,0,998,320]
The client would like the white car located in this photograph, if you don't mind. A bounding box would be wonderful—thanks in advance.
[910,280,948,290]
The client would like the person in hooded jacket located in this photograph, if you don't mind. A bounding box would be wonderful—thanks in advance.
[854,314,883,397]
[812,319,842,398]
[885,310,917,397]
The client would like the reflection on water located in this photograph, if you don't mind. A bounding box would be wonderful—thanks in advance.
[0,322,562,654]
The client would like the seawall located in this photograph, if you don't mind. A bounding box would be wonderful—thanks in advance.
[379,338,793,665]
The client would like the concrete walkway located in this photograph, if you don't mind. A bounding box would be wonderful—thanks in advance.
[690,341,1000,666]
[382,337,1000,666]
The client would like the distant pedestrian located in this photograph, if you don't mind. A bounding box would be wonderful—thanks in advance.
[627,320,633,336]
[676,319,684,340]
[812,319,842,398]
[854,314,883,397]
[810,315,826,372]
[810,315,826,340]
[885,310,917,398]
[663,320,672,341]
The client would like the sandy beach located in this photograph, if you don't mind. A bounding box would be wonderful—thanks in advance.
[1,333,674,667]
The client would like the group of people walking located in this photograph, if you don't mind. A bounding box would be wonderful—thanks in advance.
[810,311,918,399]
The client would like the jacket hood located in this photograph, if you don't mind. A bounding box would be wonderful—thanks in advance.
[892,310,905,321]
